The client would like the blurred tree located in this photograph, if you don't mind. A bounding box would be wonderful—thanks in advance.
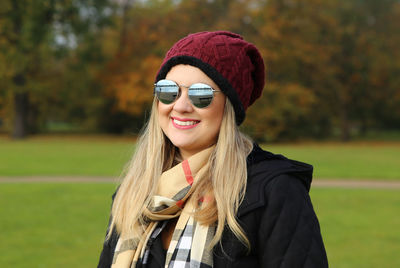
[244,82,316,142]
[0,0,113,138]
[359,0,400,131]
[247,0,400,141]
[243,0,337,140]
[0,1,54,137]
[1,0,398,139]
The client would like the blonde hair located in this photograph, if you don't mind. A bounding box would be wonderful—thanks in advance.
[108,98,253,248]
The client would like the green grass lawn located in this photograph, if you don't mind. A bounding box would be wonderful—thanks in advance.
[0,135,135,177]
[0,183,118,267]
[1,135,399,179]
[310,188,400,268]
[265,142,400,179]
[0,184,398,268]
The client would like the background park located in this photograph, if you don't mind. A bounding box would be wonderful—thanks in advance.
[0,0,399,267]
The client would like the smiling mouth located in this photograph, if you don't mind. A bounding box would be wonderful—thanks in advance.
[171,117,201,129]
[172,118,200,126]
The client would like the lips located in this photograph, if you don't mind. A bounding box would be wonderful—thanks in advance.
[171,117,200,129]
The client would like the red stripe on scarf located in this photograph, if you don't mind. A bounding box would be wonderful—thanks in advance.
[176,200,185,208]
[182,160,194,185]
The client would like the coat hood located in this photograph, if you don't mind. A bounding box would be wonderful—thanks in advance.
[238,143,314,217]
[246,143,313,190]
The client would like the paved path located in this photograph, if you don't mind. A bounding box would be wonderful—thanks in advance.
[0,176,400,189]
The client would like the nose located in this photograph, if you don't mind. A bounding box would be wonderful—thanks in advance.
[173,87,194,113]
[173,88,194,113]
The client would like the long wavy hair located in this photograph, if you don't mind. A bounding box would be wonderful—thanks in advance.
[108,98,253,248]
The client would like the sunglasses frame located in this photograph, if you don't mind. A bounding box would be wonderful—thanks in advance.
[154,79,221,108]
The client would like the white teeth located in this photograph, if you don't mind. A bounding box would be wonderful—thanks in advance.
[173,119,198,126]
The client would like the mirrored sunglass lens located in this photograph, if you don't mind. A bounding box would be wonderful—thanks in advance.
[155,80,179,104]
[189,83,214,108]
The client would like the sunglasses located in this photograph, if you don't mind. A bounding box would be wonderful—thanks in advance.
[154,79,221,108]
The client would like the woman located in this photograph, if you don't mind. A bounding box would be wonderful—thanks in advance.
[98,31,328,268]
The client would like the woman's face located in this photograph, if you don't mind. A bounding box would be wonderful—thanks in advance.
[157,64,226,160]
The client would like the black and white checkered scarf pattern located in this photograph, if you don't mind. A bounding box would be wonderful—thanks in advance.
[141,214,215,268]
[166,215,215,268]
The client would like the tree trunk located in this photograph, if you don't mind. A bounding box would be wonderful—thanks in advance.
[118,0,134,53]
[339,106,350,142]
[12,91,29,139]
[359,117,368,137]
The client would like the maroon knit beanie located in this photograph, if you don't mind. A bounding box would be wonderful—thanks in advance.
[156,31,265,125]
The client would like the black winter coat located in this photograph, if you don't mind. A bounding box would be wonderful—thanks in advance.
[98,144,328,267]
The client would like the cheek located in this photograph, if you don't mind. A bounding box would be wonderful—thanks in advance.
[157,103,171,128]
[213,114,224,134]
[212,98,225,126]
[205,103,225,137]
[158,102,170,116]
[207,114,224,144]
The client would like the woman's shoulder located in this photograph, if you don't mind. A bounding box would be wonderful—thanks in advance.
[218,144,328,267]
[238,143,314,217]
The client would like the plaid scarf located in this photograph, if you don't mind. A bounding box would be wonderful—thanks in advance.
[112,147,215,268]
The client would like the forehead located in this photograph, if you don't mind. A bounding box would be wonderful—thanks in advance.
[165,64,220,90]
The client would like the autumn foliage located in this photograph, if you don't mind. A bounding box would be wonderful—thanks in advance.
[1,0,399,141]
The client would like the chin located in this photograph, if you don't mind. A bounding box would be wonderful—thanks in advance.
[172,142,195,152]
